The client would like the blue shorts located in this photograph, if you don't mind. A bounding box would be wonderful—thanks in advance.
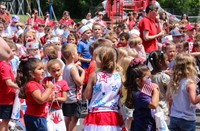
[24,114,47,131]
[0,105,13,119]
[169,117,195,131]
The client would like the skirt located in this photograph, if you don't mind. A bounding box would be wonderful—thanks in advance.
[83,111,124,131]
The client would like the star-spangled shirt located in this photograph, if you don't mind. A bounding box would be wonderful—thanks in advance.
[88,71,122,112]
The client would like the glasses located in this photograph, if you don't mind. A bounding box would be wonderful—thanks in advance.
[1,8,6,10]
[34,12,38,14]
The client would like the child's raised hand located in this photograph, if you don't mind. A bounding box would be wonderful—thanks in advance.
[45,81,54,90]
[75,61,81,67]
[77,66,85,73]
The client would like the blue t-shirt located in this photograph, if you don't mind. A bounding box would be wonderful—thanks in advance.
[132,91,156,131]
[77,40,91,68]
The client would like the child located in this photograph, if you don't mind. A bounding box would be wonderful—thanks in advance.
[77,25,92,69]
[26,41,41,59]
[84,46,124,130]
[125,58,159,131]
[6,40,20,76]
[147,51,170,117]
[42,59,69,109]
[61,43,85,131]
[66,33,79,45]
[0,49,19,131]
[105,31,118,47]
[166,53,200,131]
[128,37,146,62]
[162,42,176,73]
[16,57,54,131]
[116,32,130,48]
[120,56,134,131]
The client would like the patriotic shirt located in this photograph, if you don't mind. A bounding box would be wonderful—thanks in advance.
[88,71,122,112]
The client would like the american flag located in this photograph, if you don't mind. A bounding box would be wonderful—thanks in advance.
[141,80,155,96]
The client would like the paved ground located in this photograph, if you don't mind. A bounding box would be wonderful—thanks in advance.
[14,109,200,131]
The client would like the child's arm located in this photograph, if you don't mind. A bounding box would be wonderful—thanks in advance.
[84,72,96,100]
[32,81,54,104]
[70,66,85,87]
[56,92,67,103]
[187,79,200,104]
[5,79,19,90]
[78,56,91,63]
[148,84,159,109]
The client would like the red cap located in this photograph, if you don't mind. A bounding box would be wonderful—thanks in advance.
[184,24,195,31]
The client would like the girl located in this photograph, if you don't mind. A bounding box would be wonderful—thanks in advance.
[61,44,85,131]
[0,50,19,131]
[162,42,176,73]
[84,46,124,130]
[42,59,69,109]
[67,33,79,45]
[16,57,54,131]
[167,53,200,131]
[125,58,159,131]
[120,56,134,131]
[147,51,170,117]
[128,37,146,62]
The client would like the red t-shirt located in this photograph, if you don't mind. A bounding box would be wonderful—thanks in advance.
[139,16,157,53]
[42,77,69,109]
[84,60,96,85]
[0,61,15,105]
[26,17,44,30]
[59,18,74,26]
[45,19,54,27]
[25,81,48,118]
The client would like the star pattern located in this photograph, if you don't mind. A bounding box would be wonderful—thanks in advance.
[113,73,120,80]
[112,85,118,92]
[98,73,110,83]
[93,84,102,93]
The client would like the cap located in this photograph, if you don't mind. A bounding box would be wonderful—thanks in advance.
[184,24,195,31]
[11,15,20,23]
[26,41,39,49]
[169,29,183,37]
[79,25,90,35]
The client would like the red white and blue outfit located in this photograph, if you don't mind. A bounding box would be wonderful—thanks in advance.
[84,71,124,130]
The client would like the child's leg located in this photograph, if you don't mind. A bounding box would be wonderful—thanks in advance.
[65,117,71,131]
[0,119,9,131]
[68,117,78,131]
[126,117,133,130]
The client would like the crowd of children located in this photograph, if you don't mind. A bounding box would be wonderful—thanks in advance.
[1,2,200,131]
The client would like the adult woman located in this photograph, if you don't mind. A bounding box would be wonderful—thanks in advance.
[44,12,54,27]
[59,11,75,27]
[26,8,44,30]
[81,12,94,25]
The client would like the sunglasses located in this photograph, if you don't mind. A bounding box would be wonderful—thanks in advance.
[1,8,6,10]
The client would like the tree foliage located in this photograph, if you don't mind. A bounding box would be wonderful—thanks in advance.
[39,0,200,19]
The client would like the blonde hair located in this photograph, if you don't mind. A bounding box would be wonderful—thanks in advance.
[167,53,197,96]
[120,56,133,82]
[47,59,63,72]
[94,46,118,73]
[128,37,142,48]
[117,47,128,61]
[105,31,118,41]
[61,43,77,60]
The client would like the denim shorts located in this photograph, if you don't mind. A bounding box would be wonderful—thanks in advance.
[24,114,47,131]
[0,105,13,119]
[169,116,195,131]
